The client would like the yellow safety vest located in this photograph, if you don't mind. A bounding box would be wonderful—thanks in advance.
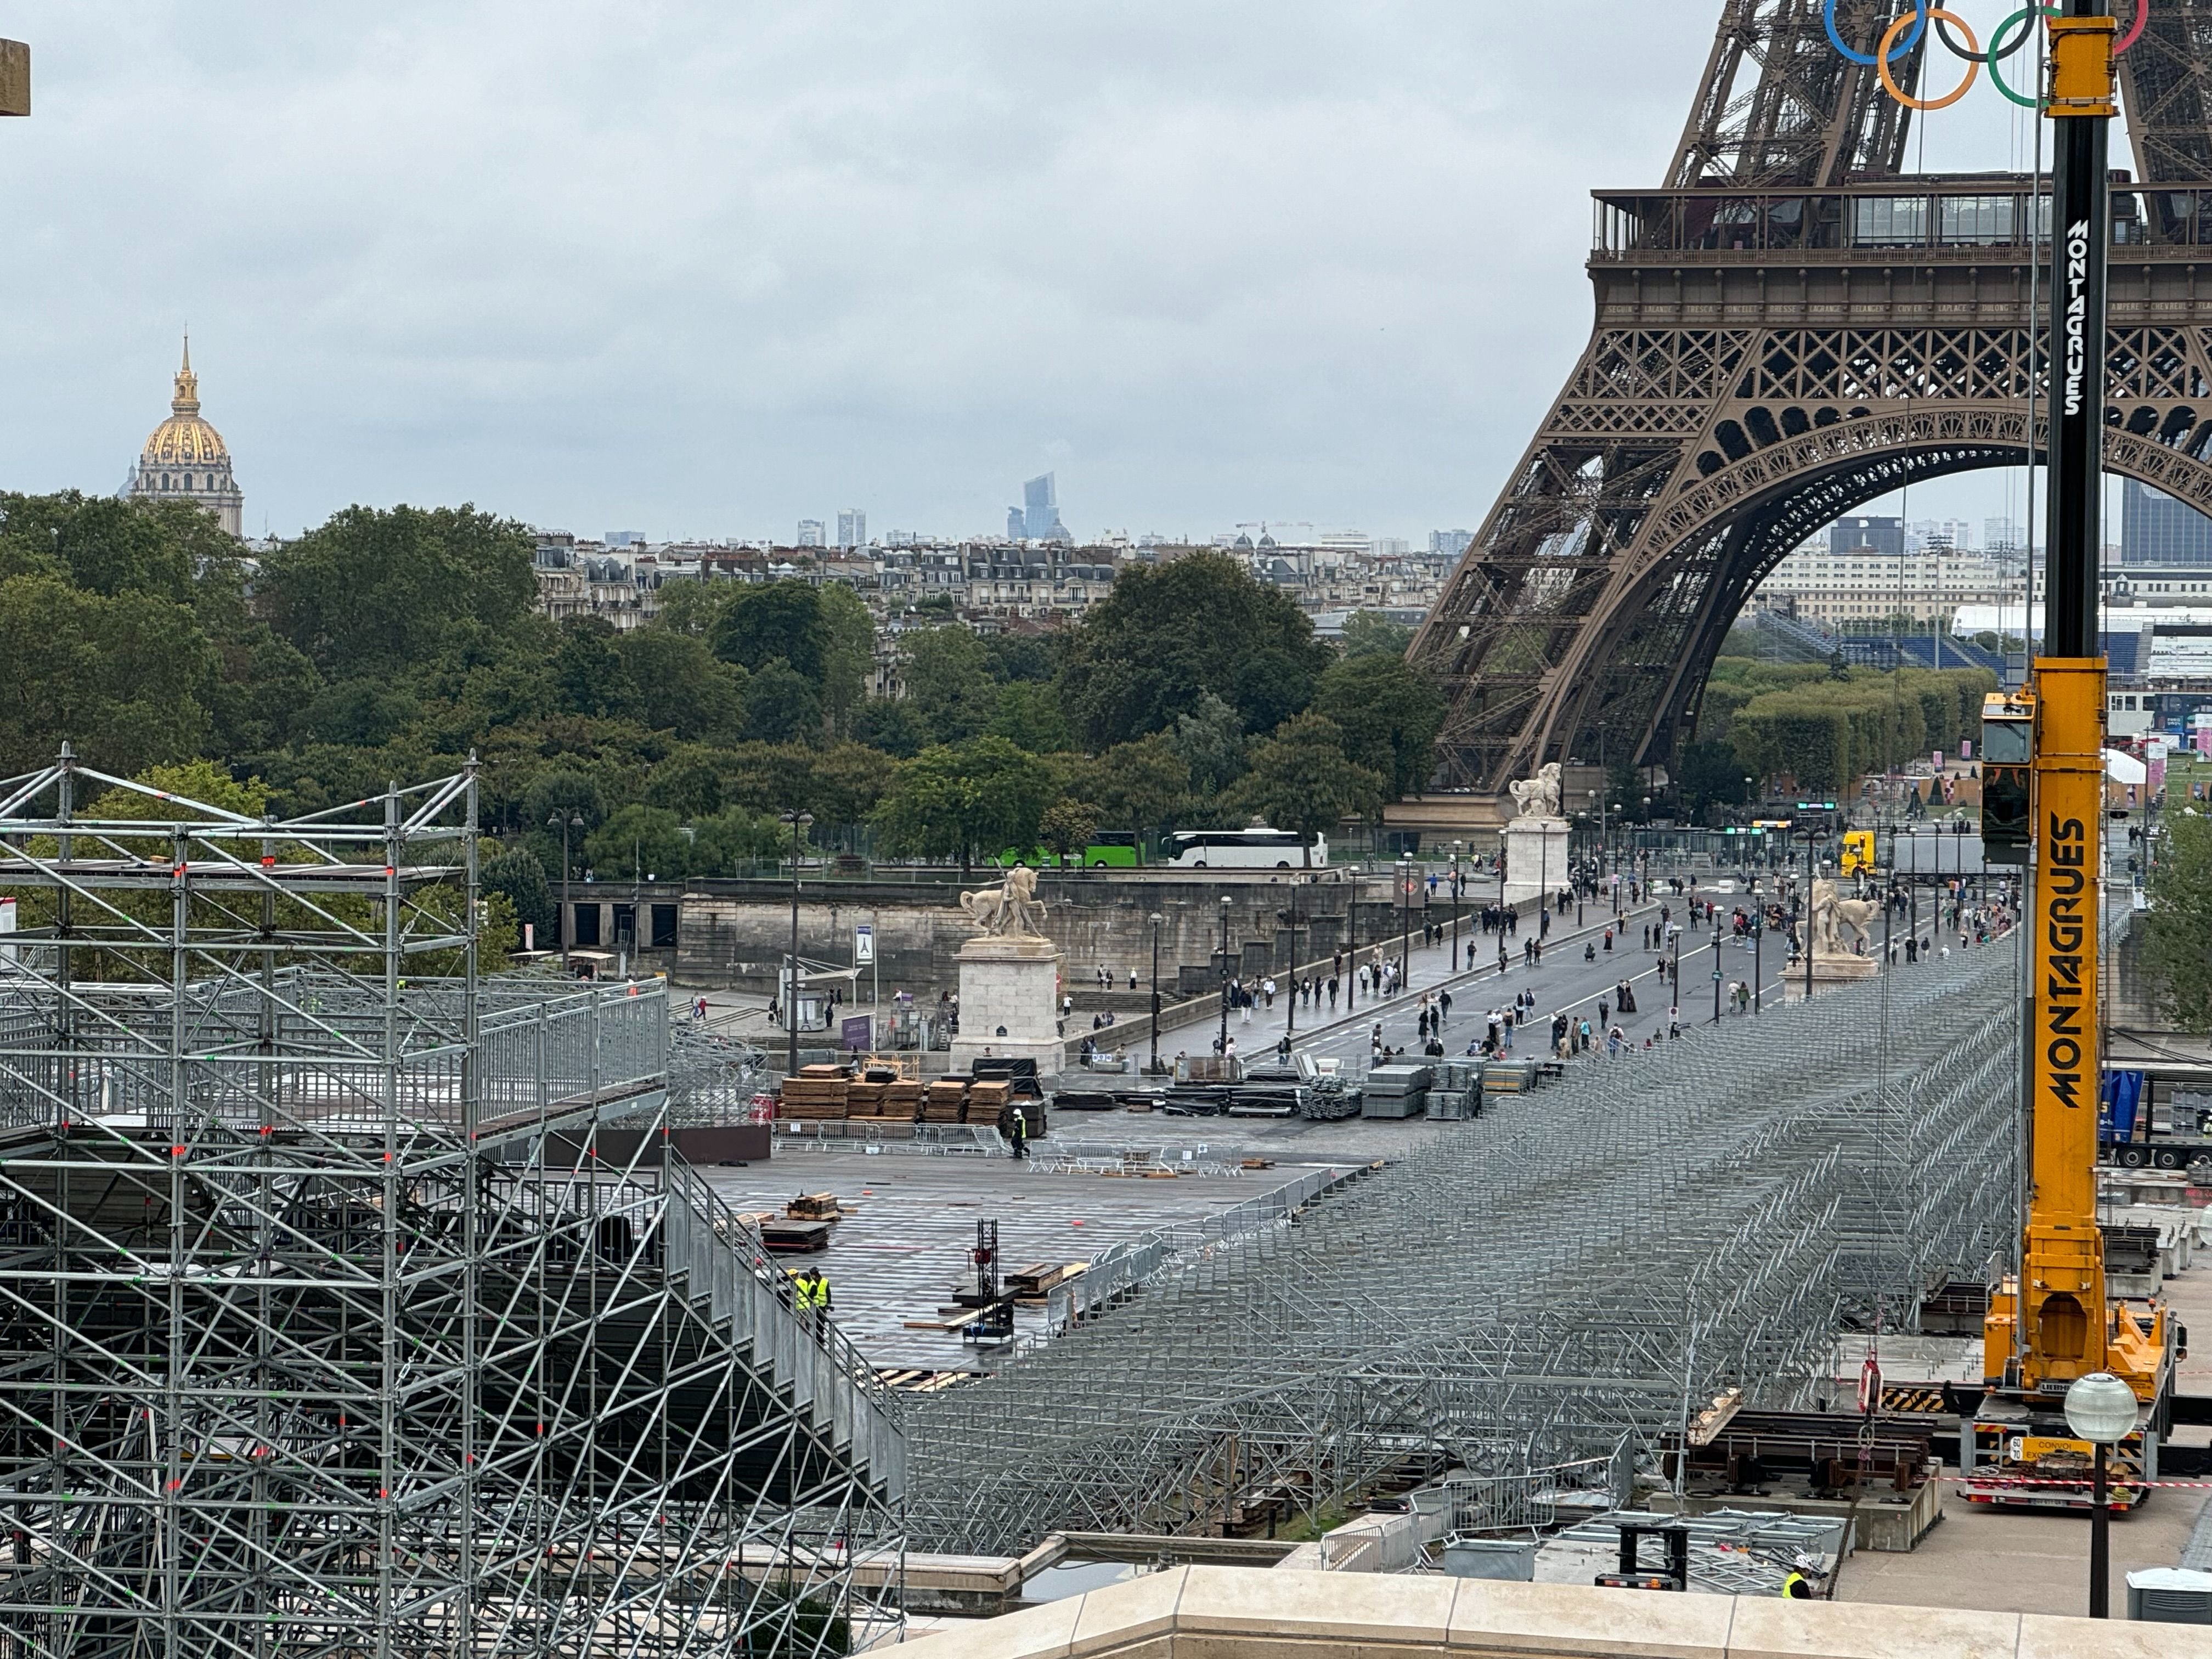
[1781,1571,1810,1600]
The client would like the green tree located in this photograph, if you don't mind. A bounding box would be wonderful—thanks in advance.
[806,742,895,837]
[2145,809,2212,1029]
[712,583,830,680]
[584,804,692,882]
[900,624,1000,743]
[850,697,929,758]
[1056,551,1331,746]
[872,737,1055,874]
[1039,798,1101,863]
[0,574,216,775]
[616,627,748,744]
[257,504,536,678]
[988,681,1073,754]
[1073,735,1191,838]
[743,659,823,744]
[1170,692,1248,795]
[1235,713,1386,864]
[1338,610,1414,660]
[691,806,789,873]
[642,751,725,819]
[551,617,640,721]
[483,843,555,935]
[1312,653,1444,799]
[815,580,876,736]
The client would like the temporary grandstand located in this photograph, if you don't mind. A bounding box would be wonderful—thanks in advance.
[0,748,902,1657]
[906,940,2024,1555]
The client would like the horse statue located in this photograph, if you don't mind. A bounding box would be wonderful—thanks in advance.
[960,864,1049,940]
[1810,879,1880,957]
[1507,762,1563,820]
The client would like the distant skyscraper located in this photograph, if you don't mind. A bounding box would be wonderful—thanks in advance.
[1429,528,1473,557]
[1984,516,2024,552]
[2121,481,2212,566]
[796,519,825,548]
[1008,472,1071,542]
[1829,516,1905,560]
[837,508,866,549]
[605,531,645,549]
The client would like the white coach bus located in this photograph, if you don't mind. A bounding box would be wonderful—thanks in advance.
[1161,827,1328,869]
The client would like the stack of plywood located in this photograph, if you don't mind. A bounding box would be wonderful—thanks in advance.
[922,1080,969,1123]
[968,1079,1011,1127]
[845,1079,890,1118]
[883,1079,925,1122]
[777,1070,849,1121]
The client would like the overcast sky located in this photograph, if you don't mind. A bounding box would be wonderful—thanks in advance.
[0,3,2095,545]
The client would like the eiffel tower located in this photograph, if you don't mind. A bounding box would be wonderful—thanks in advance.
[1409,0,2212,804]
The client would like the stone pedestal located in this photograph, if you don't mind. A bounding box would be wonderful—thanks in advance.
[1499,817,1570,910]
[1786,950,1882,1001]
[947,935,1065,1075]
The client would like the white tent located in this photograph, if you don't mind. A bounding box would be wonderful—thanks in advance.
[2105,748,2148,785]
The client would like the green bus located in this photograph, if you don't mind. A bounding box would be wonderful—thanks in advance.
[995,831,1142,870]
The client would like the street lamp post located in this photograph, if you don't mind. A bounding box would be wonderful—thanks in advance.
[1711,923,1724,1024]
[1752,909,1763,1013]
[548,810,584,973]
[1285,878,1300,1042]
[778,810,814,1077]
[1217,895,1233,1062]
[1397,858,1412,989]
[1147,911,1164,1075]
[1572,812,1586,928]
[1451,838,1464,970]
[2064,1373,2141,1620]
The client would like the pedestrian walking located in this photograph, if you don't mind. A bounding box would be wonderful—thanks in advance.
[1007,1107,1028,1160]
[1439,990,1452,1024]
[1263,976,1277,1010]
[1328,976,1340,1011]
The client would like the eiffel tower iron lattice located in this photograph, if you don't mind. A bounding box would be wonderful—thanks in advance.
[1410,0,2212,797]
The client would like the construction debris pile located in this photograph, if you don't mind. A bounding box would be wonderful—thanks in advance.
[905,943,2022,1554]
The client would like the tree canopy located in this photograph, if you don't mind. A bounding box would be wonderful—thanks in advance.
[1054,552,1334,748]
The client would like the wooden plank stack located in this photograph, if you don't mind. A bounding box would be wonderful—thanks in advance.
[777,1068,849,1122]
[968,1079,1011,1127]
[922,1080,969,1124]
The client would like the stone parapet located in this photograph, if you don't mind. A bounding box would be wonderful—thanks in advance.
[888,1562,2205,1659]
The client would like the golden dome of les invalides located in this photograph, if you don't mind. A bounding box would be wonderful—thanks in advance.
[127,335,244,538]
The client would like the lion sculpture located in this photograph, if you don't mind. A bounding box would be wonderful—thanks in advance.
[960,864,1049,939]
[1507,762,1563,820]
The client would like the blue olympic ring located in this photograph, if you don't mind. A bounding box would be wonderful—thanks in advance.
[1824,0,1931,66]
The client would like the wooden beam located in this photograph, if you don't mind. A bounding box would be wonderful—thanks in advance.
[0,40,27,117]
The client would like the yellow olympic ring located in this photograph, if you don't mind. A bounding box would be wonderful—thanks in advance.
[1878,7,1980,109]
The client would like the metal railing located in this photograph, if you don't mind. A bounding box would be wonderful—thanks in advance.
[662,1151,906,1499]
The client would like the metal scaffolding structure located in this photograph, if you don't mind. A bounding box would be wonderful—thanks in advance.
[0,751,902,1657]
[907,941,2021,1555]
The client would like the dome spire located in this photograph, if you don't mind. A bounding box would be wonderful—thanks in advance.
[173,330,199,415]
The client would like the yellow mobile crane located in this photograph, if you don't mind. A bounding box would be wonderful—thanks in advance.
[1966,7,2177,1511]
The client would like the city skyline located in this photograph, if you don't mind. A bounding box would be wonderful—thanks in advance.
[0,2,2078,548]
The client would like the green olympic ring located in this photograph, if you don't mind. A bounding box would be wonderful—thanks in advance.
[1988,4,2063,109]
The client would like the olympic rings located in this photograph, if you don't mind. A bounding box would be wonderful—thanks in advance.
[1932,14,1983,61]
[1824,0,1928,66]
[1881,7,1979,108]
[1988,4,2061,108]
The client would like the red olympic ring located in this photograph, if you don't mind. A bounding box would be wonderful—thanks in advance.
[2117,0,2148,55]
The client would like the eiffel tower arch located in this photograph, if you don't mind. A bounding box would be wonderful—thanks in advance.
[1411,0,2212,798]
